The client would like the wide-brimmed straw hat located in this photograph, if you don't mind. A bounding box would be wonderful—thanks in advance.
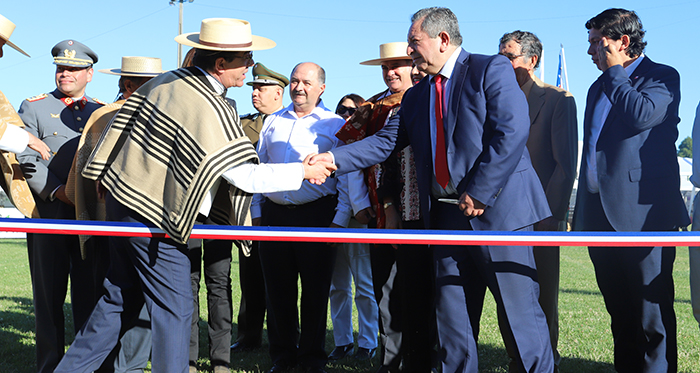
[0,13,29,57]
[99,56,163,77]
[175,18,275,51]
[360,42,411,66]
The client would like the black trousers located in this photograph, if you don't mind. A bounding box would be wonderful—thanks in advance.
[234,241,266,346]
[189,238,233,365]
[258,196,337,369]
[370,219,436,371]
[28,200,105,373]
[581,191,677,373]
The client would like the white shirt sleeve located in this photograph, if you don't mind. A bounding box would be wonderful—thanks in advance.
[0,125,29,154]
[221,161,305,194]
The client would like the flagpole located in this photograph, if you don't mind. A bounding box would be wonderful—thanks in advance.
[540,49,545,82]
[561,44,569,91]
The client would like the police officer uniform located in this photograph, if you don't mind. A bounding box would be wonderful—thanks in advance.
[16,39,105,373]
[230,63,288,352]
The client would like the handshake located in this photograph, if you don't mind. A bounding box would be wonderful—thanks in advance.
[302,152,335,185]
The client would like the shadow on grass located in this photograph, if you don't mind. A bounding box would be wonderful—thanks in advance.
[478,342,615,372]
[561,288,692,305]
[0,296,36,373]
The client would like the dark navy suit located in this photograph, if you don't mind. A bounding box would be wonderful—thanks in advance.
[332,49,553,372]
[573,56,689,372]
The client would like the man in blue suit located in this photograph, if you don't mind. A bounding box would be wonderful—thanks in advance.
[573,8,689,373]
[311,7,553,372]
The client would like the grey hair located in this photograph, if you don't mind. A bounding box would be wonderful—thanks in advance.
[411,7,463,46]
[499,30,543,69]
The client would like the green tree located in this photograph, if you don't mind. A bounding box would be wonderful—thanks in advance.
[678,136,692,158]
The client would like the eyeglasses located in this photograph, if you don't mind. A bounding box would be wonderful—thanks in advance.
[337,106,356,116]
[233,51,254,64]
[499,52,524,61]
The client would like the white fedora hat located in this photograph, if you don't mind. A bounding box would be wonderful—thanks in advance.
[0,13,29,57]
[360,42,411,66]
[99,56,164,77]
[175,18,275,51]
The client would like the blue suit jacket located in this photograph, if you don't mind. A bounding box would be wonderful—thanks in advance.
[573,56,689,231]
[333,49,550,231]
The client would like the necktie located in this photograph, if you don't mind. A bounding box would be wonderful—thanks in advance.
[434,74,450,188]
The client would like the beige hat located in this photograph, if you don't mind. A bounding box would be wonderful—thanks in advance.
[175,18,275,51]
[99,56,164,77]
[0,13,29,57]
[360,42,411,66]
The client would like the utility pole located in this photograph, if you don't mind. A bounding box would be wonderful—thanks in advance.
[170,0,193,67]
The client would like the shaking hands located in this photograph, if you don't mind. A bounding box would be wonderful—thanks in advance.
[302,153,337,185]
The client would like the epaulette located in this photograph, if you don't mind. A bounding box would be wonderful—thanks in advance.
[92,97,107,106]
[26,93,48,102]
[240,113,258,120]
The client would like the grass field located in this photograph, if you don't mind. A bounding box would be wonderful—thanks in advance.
[1,240,699,372]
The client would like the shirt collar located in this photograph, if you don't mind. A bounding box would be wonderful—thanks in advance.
[282,99,336,119]
[432,46,463,81]
[624,53,645,77]
[196,66,226,95]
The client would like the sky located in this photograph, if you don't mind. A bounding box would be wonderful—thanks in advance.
[1,0,699,147]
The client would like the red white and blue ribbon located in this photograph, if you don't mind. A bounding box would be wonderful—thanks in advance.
[0,217,698,247]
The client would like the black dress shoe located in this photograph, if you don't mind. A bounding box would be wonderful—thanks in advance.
[328,343,353,360]
[353,347,376,361]
[230,341,259,352]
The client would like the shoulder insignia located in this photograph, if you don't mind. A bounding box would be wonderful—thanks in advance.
[50,113,60,118]
[241,113,257,120]
[92,97,107,106]
[27,93,48,102]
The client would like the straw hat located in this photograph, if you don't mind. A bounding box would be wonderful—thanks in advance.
[360,42,411,66]
[175,18,275,51]
[0,13,29,57]
[99,56,164,77]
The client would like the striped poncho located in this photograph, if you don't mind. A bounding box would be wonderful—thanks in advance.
[82,67,258,246]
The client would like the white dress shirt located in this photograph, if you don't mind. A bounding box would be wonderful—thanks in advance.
[251,101,363,227]
[196,68,306,216]
[0,124,29,154]
[430,47,463,197]
[586,55,645,193]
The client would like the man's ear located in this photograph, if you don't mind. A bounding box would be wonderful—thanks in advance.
[620,34,631,52]
[214,57,227,73]
[438,31,451,52]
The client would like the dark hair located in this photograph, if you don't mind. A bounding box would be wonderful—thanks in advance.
[117,76,150,94]
[411,7,463,46]
[192,49,240,71]
[335,94,365,115]
[500,30,542,69]
[182,47,196,68]
[585,8,646,57]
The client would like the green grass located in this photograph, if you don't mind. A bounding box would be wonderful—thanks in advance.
[1,240,700,372]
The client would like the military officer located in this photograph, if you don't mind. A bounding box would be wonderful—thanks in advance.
[16,39,105,373]
[230,62,288,353]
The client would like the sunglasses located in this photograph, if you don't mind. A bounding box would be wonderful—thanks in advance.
[337,105,356,116]
[499,52,524,61]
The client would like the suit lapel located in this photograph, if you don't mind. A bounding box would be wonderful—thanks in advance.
[446,50,469,141]
[598,57,651,139]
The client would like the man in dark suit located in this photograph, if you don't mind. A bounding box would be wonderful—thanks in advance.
[312,7,553,372]
[499,30,578,372]
[573,8,689,372]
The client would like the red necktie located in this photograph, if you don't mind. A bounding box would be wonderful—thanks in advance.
[434,74,450,188]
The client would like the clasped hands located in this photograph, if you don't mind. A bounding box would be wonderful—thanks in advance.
[303,153,336,185]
